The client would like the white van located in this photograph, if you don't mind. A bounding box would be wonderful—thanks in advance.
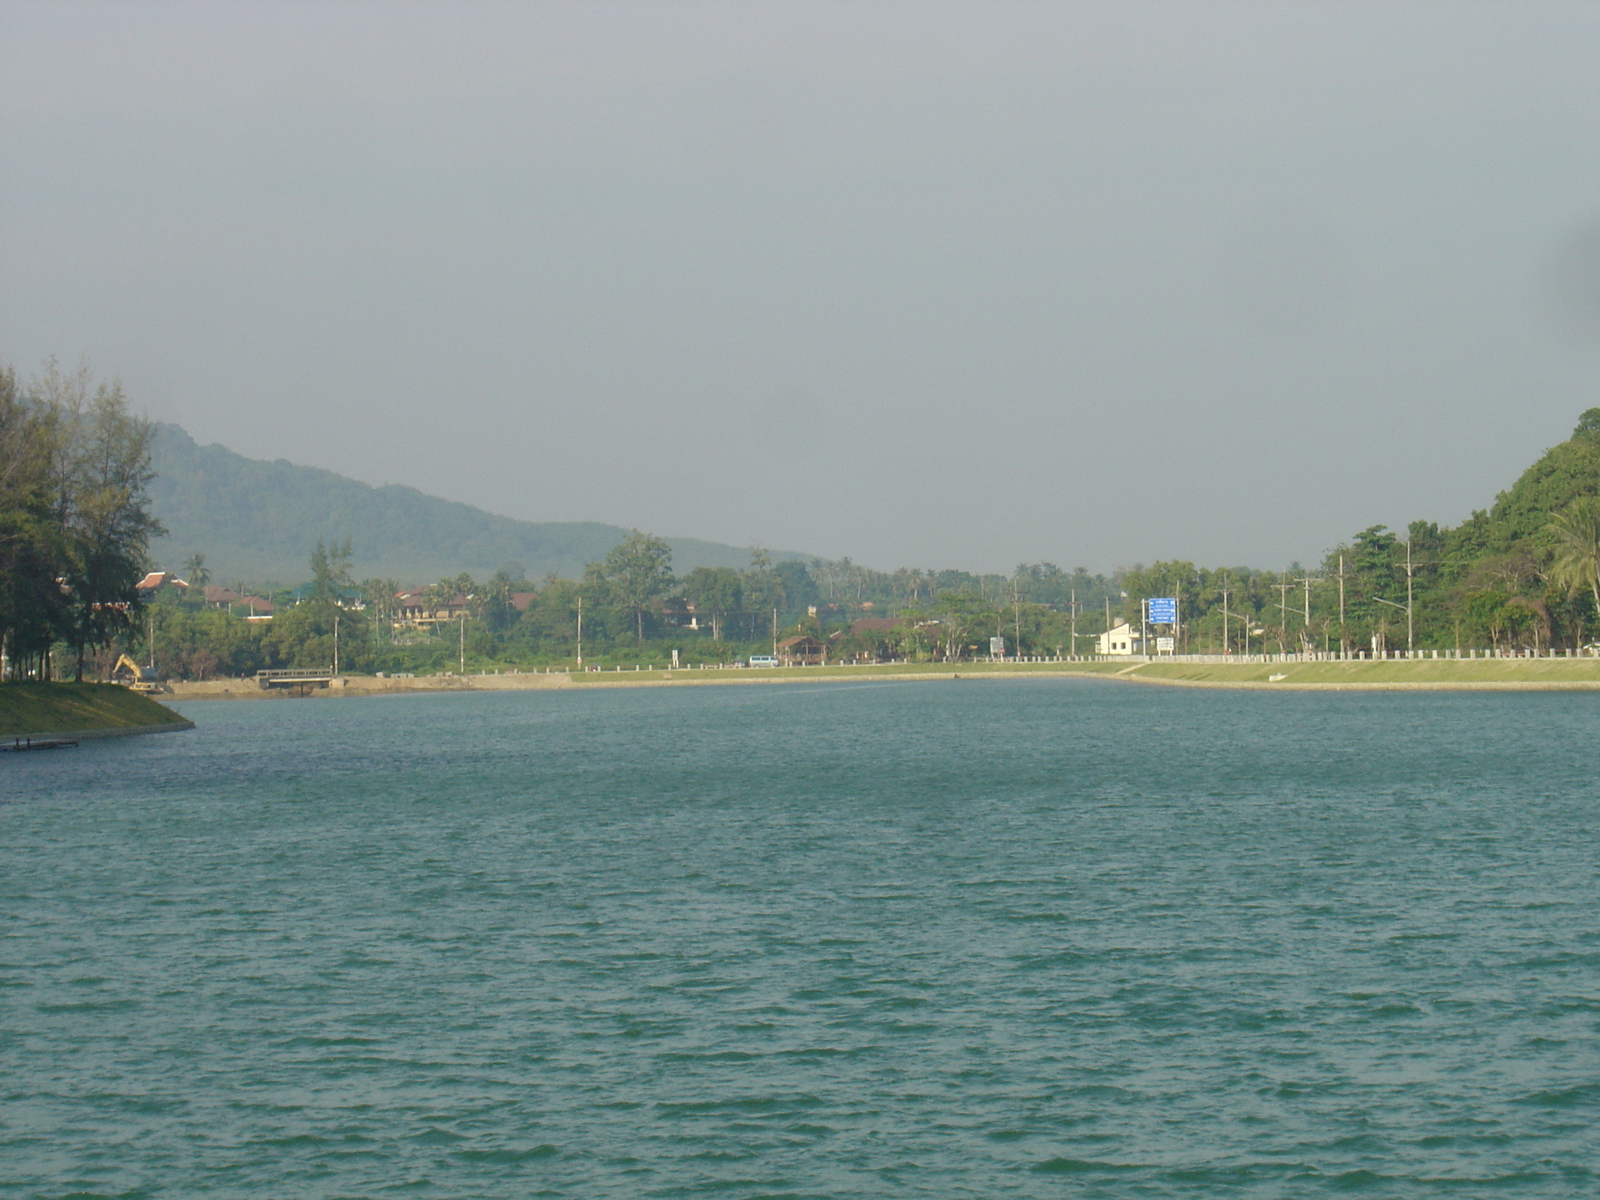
[747,655,779,668]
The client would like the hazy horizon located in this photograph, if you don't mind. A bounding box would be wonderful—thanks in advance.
[3,1,1598,573]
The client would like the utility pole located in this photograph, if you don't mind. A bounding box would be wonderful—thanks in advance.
[772,607,778,658]
[459,610,466,674]
[1219,600,1250,657]
[1221,583,1229,655]
[333,613,340,674]
[1276,580,1291,655]
[1070,588,1078,659]
[576,594,583,666]
[1012,581,1021,659]
[1337,554,1347,657]
[1405,540,1415,654]
[1293,574,1314,654]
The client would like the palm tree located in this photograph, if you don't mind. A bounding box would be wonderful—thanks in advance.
[1548,496,1600,643]
[183,552,210,589]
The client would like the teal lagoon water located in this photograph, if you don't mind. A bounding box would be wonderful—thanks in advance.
[3,679,1599,1198]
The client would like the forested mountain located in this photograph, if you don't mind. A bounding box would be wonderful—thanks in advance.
[1117,409,1600,654]
[147,424,803,585]
[1443,408,1600,561]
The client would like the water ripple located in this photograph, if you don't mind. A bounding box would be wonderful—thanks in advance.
[3,682,1598,1196]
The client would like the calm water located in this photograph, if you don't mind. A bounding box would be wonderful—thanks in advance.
[3,679,1599,1198]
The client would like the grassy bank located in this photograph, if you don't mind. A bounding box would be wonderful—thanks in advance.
[563,661,1130,686]
[0,683,192,737]
[561,657,1600,690]
[162,656,1600,701]
[1122,658,1600,687]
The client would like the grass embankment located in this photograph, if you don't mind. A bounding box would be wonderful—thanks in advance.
[559,658,1600,690]
[0,683,191,737]
[1123,659,1600,687]
[563,661,1131,686]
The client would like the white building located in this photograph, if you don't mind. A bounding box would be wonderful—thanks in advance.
[1095,621,1144,656]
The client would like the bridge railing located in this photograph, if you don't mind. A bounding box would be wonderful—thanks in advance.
[256,668,335,686]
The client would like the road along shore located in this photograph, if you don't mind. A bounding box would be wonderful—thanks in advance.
[163,657,1600,699]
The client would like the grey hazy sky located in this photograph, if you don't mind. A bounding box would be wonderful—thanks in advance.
[3,1,1599,574]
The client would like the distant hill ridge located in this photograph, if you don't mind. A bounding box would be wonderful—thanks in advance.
[148,424,803,586]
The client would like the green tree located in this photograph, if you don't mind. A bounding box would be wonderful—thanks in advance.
[1548,496,1600,641]
[681,566,742,641]
[310,536,354,604]
[361,578,401,645]
[266,540,365,671]
[31,360,163,680]
[0,366,67,677]
[774,560,818,611]
[259,602,337,670]
[931,594,993,660]
[183,553,211,589]
[518,578,584,657]
[481,570,519,632]
[599,530,673,643]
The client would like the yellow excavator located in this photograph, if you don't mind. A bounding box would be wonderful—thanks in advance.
[111,654,165,694]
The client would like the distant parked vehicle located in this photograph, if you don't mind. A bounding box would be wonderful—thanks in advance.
[747,655,779,668]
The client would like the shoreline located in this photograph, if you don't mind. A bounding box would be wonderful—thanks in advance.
[162,658,1600,699]
[4,720,195,747]
[1,682,197,741]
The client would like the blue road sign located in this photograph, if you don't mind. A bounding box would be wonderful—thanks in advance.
[1147,597,1177,624]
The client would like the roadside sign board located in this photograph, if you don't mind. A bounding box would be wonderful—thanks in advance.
[1147,597,1177,624]
[1156,636,1175,652]
[990,636,1006,656]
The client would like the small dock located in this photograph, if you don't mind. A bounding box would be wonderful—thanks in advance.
[256,669,335,690]
[2,736,79,752]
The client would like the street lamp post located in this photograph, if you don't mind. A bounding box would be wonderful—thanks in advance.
[1371,595,1410,655]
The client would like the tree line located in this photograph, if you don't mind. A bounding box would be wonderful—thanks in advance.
[96,401,1600,680]
[1114,411,1600,655]
[0,362,161,681]
[5,356,1595,682]
[132,528,1142,678]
